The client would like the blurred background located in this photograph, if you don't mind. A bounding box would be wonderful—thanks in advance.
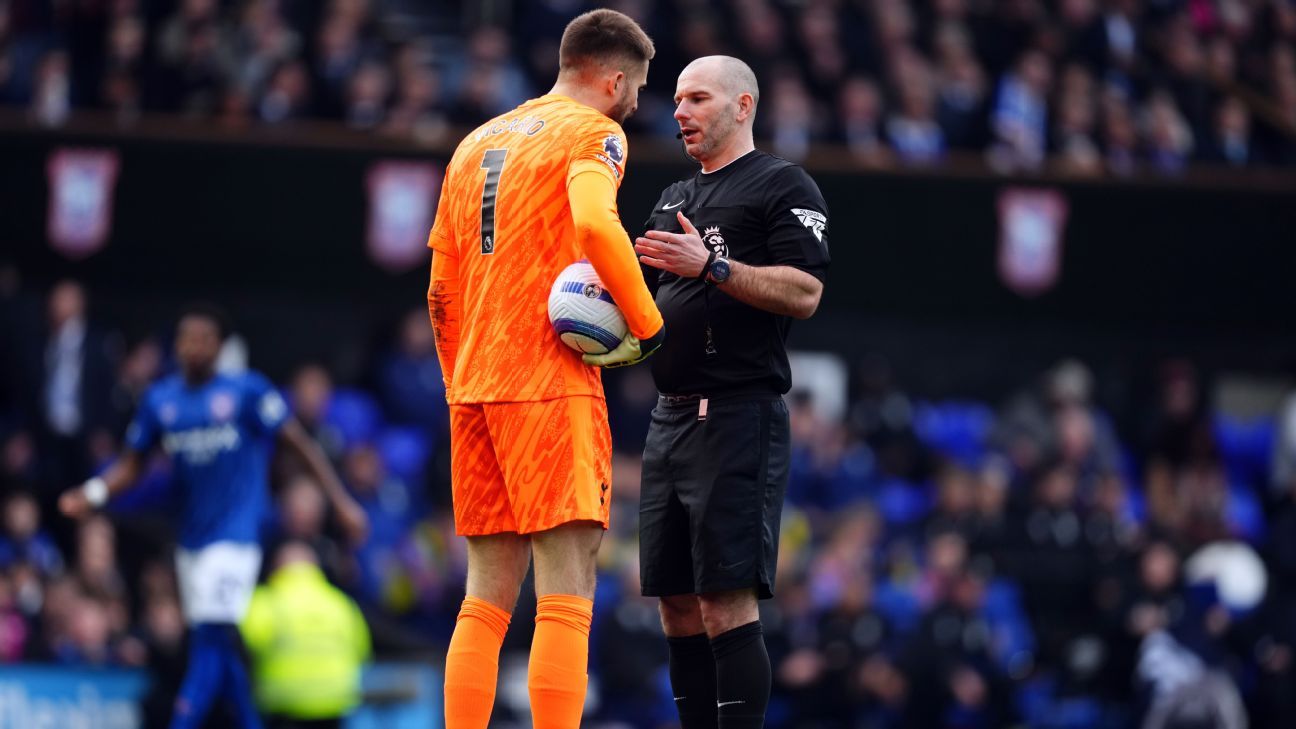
[2,0,1296,728]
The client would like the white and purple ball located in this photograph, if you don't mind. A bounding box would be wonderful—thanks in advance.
[548,261,627,355]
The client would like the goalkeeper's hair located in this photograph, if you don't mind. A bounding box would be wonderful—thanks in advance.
[559,9,655,75]
[177,301,232,341]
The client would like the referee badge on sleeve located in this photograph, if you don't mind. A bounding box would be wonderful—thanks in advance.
[791,208,826,242]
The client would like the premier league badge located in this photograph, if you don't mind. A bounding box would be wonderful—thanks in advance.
[602,135,625,164]
[703,226,728,256]
[210,392,236,422]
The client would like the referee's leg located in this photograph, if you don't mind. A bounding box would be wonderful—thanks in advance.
[659,594,715,729]
[698,589,769,729]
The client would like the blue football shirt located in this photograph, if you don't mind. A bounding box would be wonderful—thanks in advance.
[126,370,289,549]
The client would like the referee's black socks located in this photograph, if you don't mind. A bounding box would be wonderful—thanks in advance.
[712,621,771,729]
[667,632,717,729]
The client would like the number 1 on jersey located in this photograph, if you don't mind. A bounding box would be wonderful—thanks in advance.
[479,149,507,255]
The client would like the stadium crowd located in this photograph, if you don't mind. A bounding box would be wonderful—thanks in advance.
[1,0,1294,173]
[2,272,1296,729]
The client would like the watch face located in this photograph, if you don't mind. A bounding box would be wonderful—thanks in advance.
[712,258,731,281]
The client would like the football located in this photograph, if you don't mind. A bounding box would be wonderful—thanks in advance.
[548,261,628,355]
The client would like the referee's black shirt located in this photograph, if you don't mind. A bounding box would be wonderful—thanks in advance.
[641,150,830,397]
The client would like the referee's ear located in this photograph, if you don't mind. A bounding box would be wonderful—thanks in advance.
[736,92,756,124]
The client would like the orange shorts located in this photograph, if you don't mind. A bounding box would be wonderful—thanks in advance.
[449,395,612,536]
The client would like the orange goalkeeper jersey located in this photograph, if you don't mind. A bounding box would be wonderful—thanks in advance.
[427,94,661,404]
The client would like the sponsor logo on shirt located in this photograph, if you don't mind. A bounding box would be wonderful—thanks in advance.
[594,154,622,179]
[162,424,241,464]
[790,208,826,242]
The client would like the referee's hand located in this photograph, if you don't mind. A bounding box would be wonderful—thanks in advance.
[636,212,711,279]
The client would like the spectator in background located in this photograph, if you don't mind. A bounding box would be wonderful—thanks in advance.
[383,53,447,142]
[1,430,38,493]
[275,473,352,585]
[989,48,1052,171]
[887,53,946,165]
[344,59,389,129]
[899,556,1018,728]
[1141,359,1215,472]
[969,455,1012,567]
[766,69,818,161]
[257,60,311,123]
[1200,96,1256,167]
[1008,460,1093,672]
[222,0,300,104]
[446,26,533,126]
[994,359,1121,484]
[138,591,192,729]
[848,354,925,483]
[1101,0,1141,77]
[735,0,788,80]
[933,23,988,149]
[156,0,219,69]
[241,541,371,729]
[0,490,62,577]
[285,363,343,462]
[592,556,672,728]
[159,20,225,116]
[836,75,890,167]
[22,281,117,507]
[1273,371,1296,498]
[1102,86,1140,175]
[30,49,70,126]
[312,8,369,119]
[1144,90,1195,174]
[109,338,164,435]
[54,589,123,666]
[797,3,848,100]
[375,308,446,438]
[343,442,414,608]
[1052,63,1102,175]
[925,462,978,542]
[74,514,125,599]
[0,570,29,662]
[102,14,144,118]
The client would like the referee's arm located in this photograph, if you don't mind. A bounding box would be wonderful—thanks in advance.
[713,260,822,319]
[636,211,825,319]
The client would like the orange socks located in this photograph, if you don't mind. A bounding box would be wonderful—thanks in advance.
[528,594,594,729]
[444,596,512,729]
[445,593,594,729]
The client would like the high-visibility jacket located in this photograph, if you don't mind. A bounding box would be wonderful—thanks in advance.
[240,562,371,718]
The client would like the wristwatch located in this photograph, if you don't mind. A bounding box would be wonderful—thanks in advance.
[705,256,731,285]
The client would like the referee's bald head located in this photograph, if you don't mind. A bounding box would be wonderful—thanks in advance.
[681,55,760,112]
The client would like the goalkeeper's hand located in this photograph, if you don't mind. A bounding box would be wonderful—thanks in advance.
[582,327,664,368]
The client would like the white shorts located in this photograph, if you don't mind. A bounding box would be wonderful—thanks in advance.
[175,541,263,625]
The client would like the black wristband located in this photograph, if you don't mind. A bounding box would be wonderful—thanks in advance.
[699,250,717,280]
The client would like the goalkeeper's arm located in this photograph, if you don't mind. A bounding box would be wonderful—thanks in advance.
[568,170,665,367]
[428,249,462,390]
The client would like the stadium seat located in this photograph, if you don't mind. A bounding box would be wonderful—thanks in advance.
[325,388,385,447]
[375,426,433,482]
[874,478,932,527]
[913,400,995,462]
[1227,483,1266,543]
[1212,414,1276,491]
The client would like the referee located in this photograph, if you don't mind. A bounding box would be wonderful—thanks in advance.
[633,55,830,729]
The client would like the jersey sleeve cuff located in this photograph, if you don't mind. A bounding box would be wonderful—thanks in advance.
[638,324,665,358]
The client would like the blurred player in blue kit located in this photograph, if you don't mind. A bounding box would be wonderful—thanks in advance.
[59,304,369,729]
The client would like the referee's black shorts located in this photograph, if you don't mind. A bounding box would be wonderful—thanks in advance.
[639,394,790,600]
